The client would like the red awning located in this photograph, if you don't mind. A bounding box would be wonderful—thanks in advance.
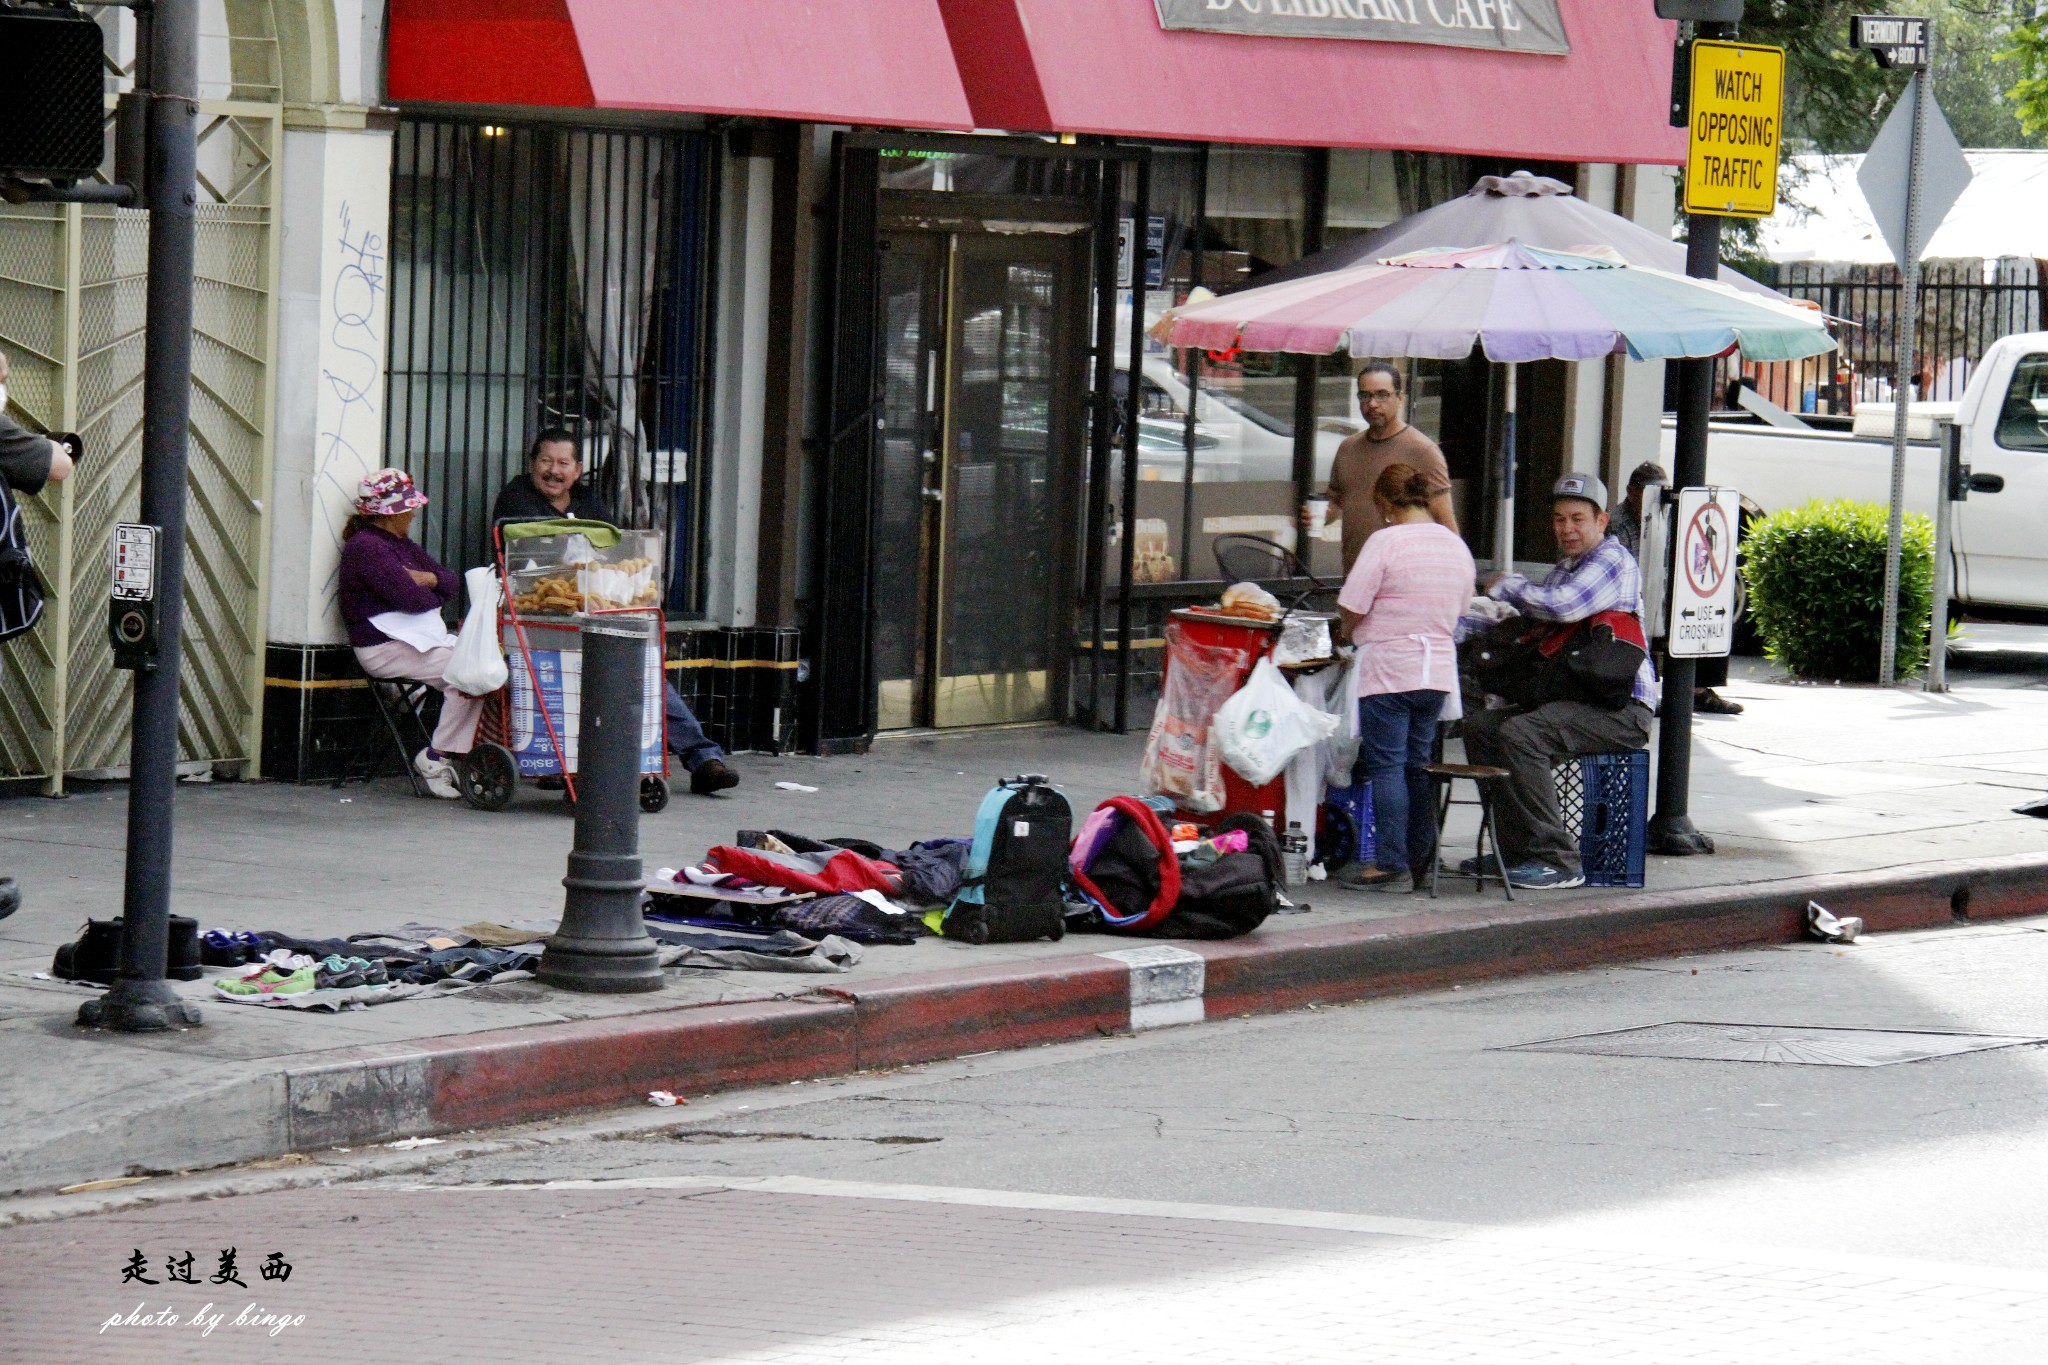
[935,0,1686,164]
[387,0,975,130]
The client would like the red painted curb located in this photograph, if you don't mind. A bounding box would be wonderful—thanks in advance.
[284,851,2048,1151]
[827,955,1130,1072]
[419,997,857,1133]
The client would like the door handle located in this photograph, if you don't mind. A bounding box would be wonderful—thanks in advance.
[1969,472,2005,494]
[922,486,944,504]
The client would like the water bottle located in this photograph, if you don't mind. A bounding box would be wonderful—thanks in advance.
[1282,820,1309,886]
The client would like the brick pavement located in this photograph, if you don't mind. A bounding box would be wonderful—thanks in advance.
[4,1177,2045,1363]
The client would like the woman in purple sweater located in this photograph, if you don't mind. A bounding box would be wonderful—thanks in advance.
[338,469,482,798]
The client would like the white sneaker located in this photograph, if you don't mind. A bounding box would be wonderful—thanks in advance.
[413,749,460,800]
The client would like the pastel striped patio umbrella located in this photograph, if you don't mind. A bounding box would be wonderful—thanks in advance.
[1161,240,1835,364]
[1159,240,1835,565]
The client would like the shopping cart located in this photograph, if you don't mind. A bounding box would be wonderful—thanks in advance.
[457,520,672,813]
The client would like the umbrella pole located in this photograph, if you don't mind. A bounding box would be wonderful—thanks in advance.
[1493,362,1517,571]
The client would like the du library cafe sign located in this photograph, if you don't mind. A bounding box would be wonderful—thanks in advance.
[1155,0,1571,54]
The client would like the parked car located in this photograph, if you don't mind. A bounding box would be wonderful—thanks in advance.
[1659,331,2048,616]
[1122,355,1356,485]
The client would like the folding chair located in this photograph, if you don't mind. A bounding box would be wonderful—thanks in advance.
[333,673,439,797]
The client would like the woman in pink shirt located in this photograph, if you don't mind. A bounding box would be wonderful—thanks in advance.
[1335,464,1477,892]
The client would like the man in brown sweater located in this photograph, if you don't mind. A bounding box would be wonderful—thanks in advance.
[1315,362,1457,573]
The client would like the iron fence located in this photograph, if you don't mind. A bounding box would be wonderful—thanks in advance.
[384,118,717,606]
[1722,261,2045,414]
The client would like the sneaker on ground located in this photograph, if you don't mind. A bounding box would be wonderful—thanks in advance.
[413,748,461,799]
[1505,860,1585,890]
[217,965,315,997]
[689,758,740,796]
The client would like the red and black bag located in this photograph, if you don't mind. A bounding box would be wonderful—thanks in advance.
[1471,610,1647,712]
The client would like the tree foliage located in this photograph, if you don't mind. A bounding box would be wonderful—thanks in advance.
[1728,1,2043,153]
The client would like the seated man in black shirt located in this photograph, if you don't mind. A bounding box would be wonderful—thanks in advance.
[492,429,740,796]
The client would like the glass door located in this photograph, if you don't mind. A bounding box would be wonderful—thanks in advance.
[872,230,1085,730]
[873,235,946,732]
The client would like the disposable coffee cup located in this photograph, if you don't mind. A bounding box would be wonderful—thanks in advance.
[1305,498,1329,536]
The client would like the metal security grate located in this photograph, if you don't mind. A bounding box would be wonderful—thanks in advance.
[1503,1022,2048,1067]
[385,119,717,605]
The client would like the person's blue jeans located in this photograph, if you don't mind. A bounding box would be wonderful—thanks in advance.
[1359,689,1447,874]
[663,682,726,772]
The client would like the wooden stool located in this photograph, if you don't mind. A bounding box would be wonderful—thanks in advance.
[1424,762,1515,901]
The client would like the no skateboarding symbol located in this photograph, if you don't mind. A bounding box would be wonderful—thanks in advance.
[1669,487,1737,658]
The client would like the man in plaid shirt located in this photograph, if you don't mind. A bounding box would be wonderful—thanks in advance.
[1459,473,1656,890]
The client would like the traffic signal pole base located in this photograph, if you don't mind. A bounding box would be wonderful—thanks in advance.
[1648,813,1717,857]
[77,978,202,1032]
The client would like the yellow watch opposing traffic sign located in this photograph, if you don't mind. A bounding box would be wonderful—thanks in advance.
[1684,40,1786,218]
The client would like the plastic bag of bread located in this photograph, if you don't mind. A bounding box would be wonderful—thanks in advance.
[1215,582,1282,621]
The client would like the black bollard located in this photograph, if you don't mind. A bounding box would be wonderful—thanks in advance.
[538,617,663,993]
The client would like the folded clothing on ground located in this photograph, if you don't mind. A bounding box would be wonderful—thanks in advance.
[392,946,538,985]
[705,845,903,897]
[770,894,924,946]
[651,928,862,973]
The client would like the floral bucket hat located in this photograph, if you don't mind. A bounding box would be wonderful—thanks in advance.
[355,468,429,516]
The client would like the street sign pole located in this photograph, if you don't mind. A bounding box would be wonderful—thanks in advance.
[1878,68,1927,687]
[1852,14,1969,689]
[1651,18,1783,857]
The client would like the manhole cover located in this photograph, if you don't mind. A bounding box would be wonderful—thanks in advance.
[1502,1022,2048,1067]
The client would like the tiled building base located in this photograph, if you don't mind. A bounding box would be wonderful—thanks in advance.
[262,627,803,784]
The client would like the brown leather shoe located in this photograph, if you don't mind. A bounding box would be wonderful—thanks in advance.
[689,759,740,795]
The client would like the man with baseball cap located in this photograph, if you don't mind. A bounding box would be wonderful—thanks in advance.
[1458,472,1656,890]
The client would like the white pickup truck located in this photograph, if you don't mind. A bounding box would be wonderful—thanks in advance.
[1660,331,2048,615]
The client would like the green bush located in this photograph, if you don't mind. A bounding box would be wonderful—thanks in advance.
[1740,499,1934,682]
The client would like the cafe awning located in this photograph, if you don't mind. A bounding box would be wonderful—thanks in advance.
[934,0,1686,164]
[386,0,975,129]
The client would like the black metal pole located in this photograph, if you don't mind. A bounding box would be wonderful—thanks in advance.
[539,618,663,992]
[81,0,203,1032]
[1647,133,1723,859]
[1291,148,1329,570]
[1114,154,1148,734]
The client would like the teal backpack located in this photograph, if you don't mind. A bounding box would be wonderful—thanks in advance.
[943,775,1072,944]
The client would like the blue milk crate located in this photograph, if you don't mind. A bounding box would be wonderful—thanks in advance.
[1552,751,1648,888]
[1321,779,1376,869]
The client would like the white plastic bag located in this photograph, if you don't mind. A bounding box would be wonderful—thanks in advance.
[443,567,508,695]
[1213,658,1339,788]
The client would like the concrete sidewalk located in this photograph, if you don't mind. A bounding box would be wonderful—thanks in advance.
[3,668,2046,1196]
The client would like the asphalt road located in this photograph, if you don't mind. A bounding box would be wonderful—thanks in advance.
[11,917,2048,1362]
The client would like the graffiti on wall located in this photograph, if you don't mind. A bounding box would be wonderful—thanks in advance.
[315,200,386,608]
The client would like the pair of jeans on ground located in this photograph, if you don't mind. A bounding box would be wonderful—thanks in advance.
[1359,693,1654,876]
[355,639,725,771]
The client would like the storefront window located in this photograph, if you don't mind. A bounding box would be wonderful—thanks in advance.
[1120,145,1489,586]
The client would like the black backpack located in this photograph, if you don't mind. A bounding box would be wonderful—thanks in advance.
[943,775,1072,944]
[0,482,46,644]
